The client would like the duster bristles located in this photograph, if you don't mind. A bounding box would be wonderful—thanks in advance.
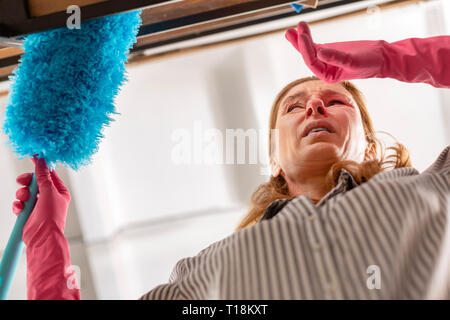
[2,11,142,170]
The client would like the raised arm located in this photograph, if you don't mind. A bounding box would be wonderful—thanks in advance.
[12,157,80,300]
[286,21,450,88]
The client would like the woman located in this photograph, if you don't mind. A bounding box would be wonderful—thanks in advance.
[12,22,450,299]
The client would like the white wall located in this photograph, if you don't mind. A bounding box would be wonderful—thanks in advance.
[0,0,449,299]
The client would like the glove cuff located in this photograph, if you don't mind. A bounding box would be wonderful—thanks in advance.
[26,226,80,300]
[382,37,450,88]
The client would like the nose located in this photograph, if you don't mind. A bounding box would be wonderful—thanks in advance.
[306,99,326,117]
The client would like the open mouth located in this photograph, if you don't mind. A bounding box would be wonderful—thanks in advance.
[302,121,335,138]
[306,127,331,136]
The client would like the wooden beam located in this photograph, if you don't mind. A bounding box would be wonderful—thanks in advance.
[132,0,348,51]
[28,0,109,17]
[0,64,15,83]
[0,47,23,59]
[129,0,429,64]
[140,0,318,25]
[141,0,260,25]
[0,0,311,57]
[0,0,303,63]
[0,65,16,76]
[26,0,316,19]
[136,3,295,48]
[1,0,302,37]
[1,0,172,37]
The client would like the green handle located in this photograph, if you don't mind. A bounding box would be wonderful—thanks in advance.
[0,173,38,300]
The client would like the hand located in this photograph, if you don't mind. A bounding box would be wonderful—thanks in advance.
[285,21,388,83]
[12,156,79,300]
[13,155,71,246]
[285,21,450,88]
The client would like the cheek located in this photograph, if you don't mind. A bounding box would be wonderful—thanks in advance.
[335,110,363,138]
[345,113,367,156]
[349,114,366,141]
[276,126,290,156]
[275,120,299,157]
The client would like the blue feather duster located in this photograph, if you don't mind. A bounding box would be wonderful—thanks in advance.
[0,11,142,299]
[3,11,141,170]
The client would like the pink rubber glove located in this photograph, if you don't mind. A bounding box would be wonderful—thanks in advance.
[12,156,80,300]
[286,21,450,88]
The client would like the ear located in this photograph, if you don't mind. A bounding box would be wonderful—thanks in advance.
[364,142,377,161]
[270,157,282,177]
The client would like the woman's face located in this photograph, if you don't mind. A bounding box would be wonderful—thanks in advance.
[272,80,368,177]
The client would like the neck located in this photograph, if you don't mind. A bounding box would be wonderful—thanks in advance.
[282,164,332,204]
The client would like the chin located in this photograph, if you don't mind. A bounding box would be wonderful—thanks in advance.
[299,141,341,162]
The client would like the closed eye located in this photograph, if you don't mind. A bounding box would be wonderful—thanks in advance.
[329,99,345,106]
[287,104,304,113]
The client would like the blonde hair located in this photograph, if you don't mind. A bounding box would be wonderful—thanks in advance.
[236,76,412,231]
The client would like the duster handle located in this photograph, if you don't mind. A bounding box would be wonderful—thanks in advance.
[0,173,38,300]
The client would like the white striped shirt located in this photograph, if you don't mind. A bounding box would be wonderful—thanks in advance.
[140,146,450,299]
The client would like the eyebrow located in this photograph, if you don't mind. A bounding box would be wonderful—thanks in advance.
[282,89,350,106]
